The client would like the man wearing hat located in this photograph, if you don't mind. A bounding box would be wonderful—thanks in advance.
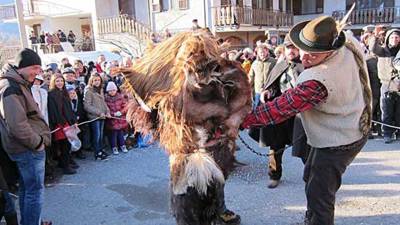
[254,35,305,189]
[242,16,371,225]
[0,48,51,225]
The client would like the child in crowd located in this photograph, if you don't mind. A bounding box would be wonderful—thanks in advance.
[84,73,110,160]
[105,82,129,155]
[67,86,86,159]
[31,75,49,125]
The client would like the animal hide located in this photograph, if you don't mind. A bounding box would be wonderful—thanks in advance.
[121,29,251,225]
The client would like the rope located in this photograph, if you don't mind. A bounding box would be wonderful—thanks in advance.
[49,116,127,134]
[344,41,373,136]
[372,120,400,130]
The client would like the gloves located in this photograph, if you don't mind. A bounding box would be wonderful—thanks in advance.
[114,111,122,117]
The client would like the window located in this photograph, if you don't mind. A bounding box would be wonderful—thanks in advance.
[293,0,323,15]
[221,0,244,6]
[162,0,170,11]
[152,0,161,12]
[178,0,188,9]
[252,0,273,9]
[171,0,189,10]
[118,0,135,16]
[286,0,292,11]
[221,0,229,6]
[348,0,394,9]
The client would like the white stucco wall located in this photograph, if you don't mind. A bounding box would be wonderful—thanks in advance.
[294,0,345,24]
[134,0,150,25]
[152,0,207,32]
[94,0,119,18]
[24,0,94,15]
[39,17,90,39]
[323,0,345,15]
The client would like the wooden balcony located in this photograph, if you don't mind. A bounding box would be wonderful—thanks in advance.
[332,7,400,25]
[97,15,151,41]
[212,6,293,29]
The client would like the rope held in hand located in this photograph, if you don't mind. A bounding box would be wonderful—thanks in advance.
[49,116,127,134]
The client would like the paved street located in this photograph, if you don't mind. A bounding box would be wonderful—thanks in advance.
[41,132,400,225]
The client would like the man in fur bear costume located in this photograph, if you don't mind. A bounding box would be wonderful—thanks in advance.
[121,30,251,225]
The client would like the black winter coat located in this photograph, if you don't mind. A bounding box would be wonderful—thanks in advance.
[71,95,86,123]
[47,89,77,130]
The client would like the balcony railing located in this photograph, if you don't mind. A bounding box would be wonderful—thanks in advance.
[0,0,84,20]
[0,4,16,20]
[98,15,151,41]
[332,7,400,25]
[23,0,84,17]
[0,46,21,62]
[212,6,293,28]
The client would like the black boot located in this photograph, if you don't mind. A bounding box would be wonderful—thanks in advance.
[74,150,86,159]
[69,158,80,169]
[62,166,77,175]
[5,212,19,225]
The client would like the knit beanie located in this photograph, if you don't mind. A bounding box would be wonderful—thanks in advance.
[106,81,118,92]
[14,48,42,69]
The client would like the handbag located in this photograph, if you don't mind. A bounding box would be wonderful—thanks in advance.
[53,122,69,141]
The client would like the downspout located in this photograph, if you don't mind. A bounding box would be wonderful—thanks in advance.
[203,0,207,28]
[147,0,153,32]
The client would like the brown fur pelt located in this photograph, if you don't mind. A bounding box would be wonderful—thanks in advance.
[122,29,251,225]
[121,30,252,156]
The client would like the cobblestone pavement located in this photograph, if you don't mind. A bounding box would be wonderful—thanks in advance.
[41,132,400,225]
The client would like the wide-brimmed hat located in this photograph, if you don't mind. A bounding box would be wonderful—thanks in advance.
[289,16,346,53]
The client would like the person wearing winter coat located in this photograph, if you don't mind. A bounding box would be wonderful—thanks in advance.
[369,27,400,143]
[256,35,305,189]
[0,49,51,225]
[67,86,87,159]
[84,73,110,160]
[48,74,78,175]
[0,145,18,225]
[248,43,276,107]
[31,75,49,125]
[105,82,129,155]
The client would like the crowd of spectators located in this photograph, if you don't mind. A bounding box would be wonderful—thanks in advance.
[29,29,93,54]
[30,54,148,180]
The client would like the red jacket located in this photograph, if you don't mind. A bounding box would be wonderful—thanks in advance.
[95,63,103,73]
[105,93,128,130]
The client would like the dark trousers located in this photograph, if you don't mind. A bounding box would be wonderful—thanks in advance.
[79,124,91,150]
[108,129,125,149]
[268,147,284,180]
[54,139,71,168]
[380,92,400,137]
[371,96,382,135]
[303,137,367,225]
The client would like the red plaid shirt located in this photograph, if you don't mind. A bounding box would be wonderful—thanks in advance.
[241,80,328,129]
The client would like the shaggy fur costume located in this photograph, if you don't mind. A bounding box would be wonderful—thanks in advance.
[121,30,251,225]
